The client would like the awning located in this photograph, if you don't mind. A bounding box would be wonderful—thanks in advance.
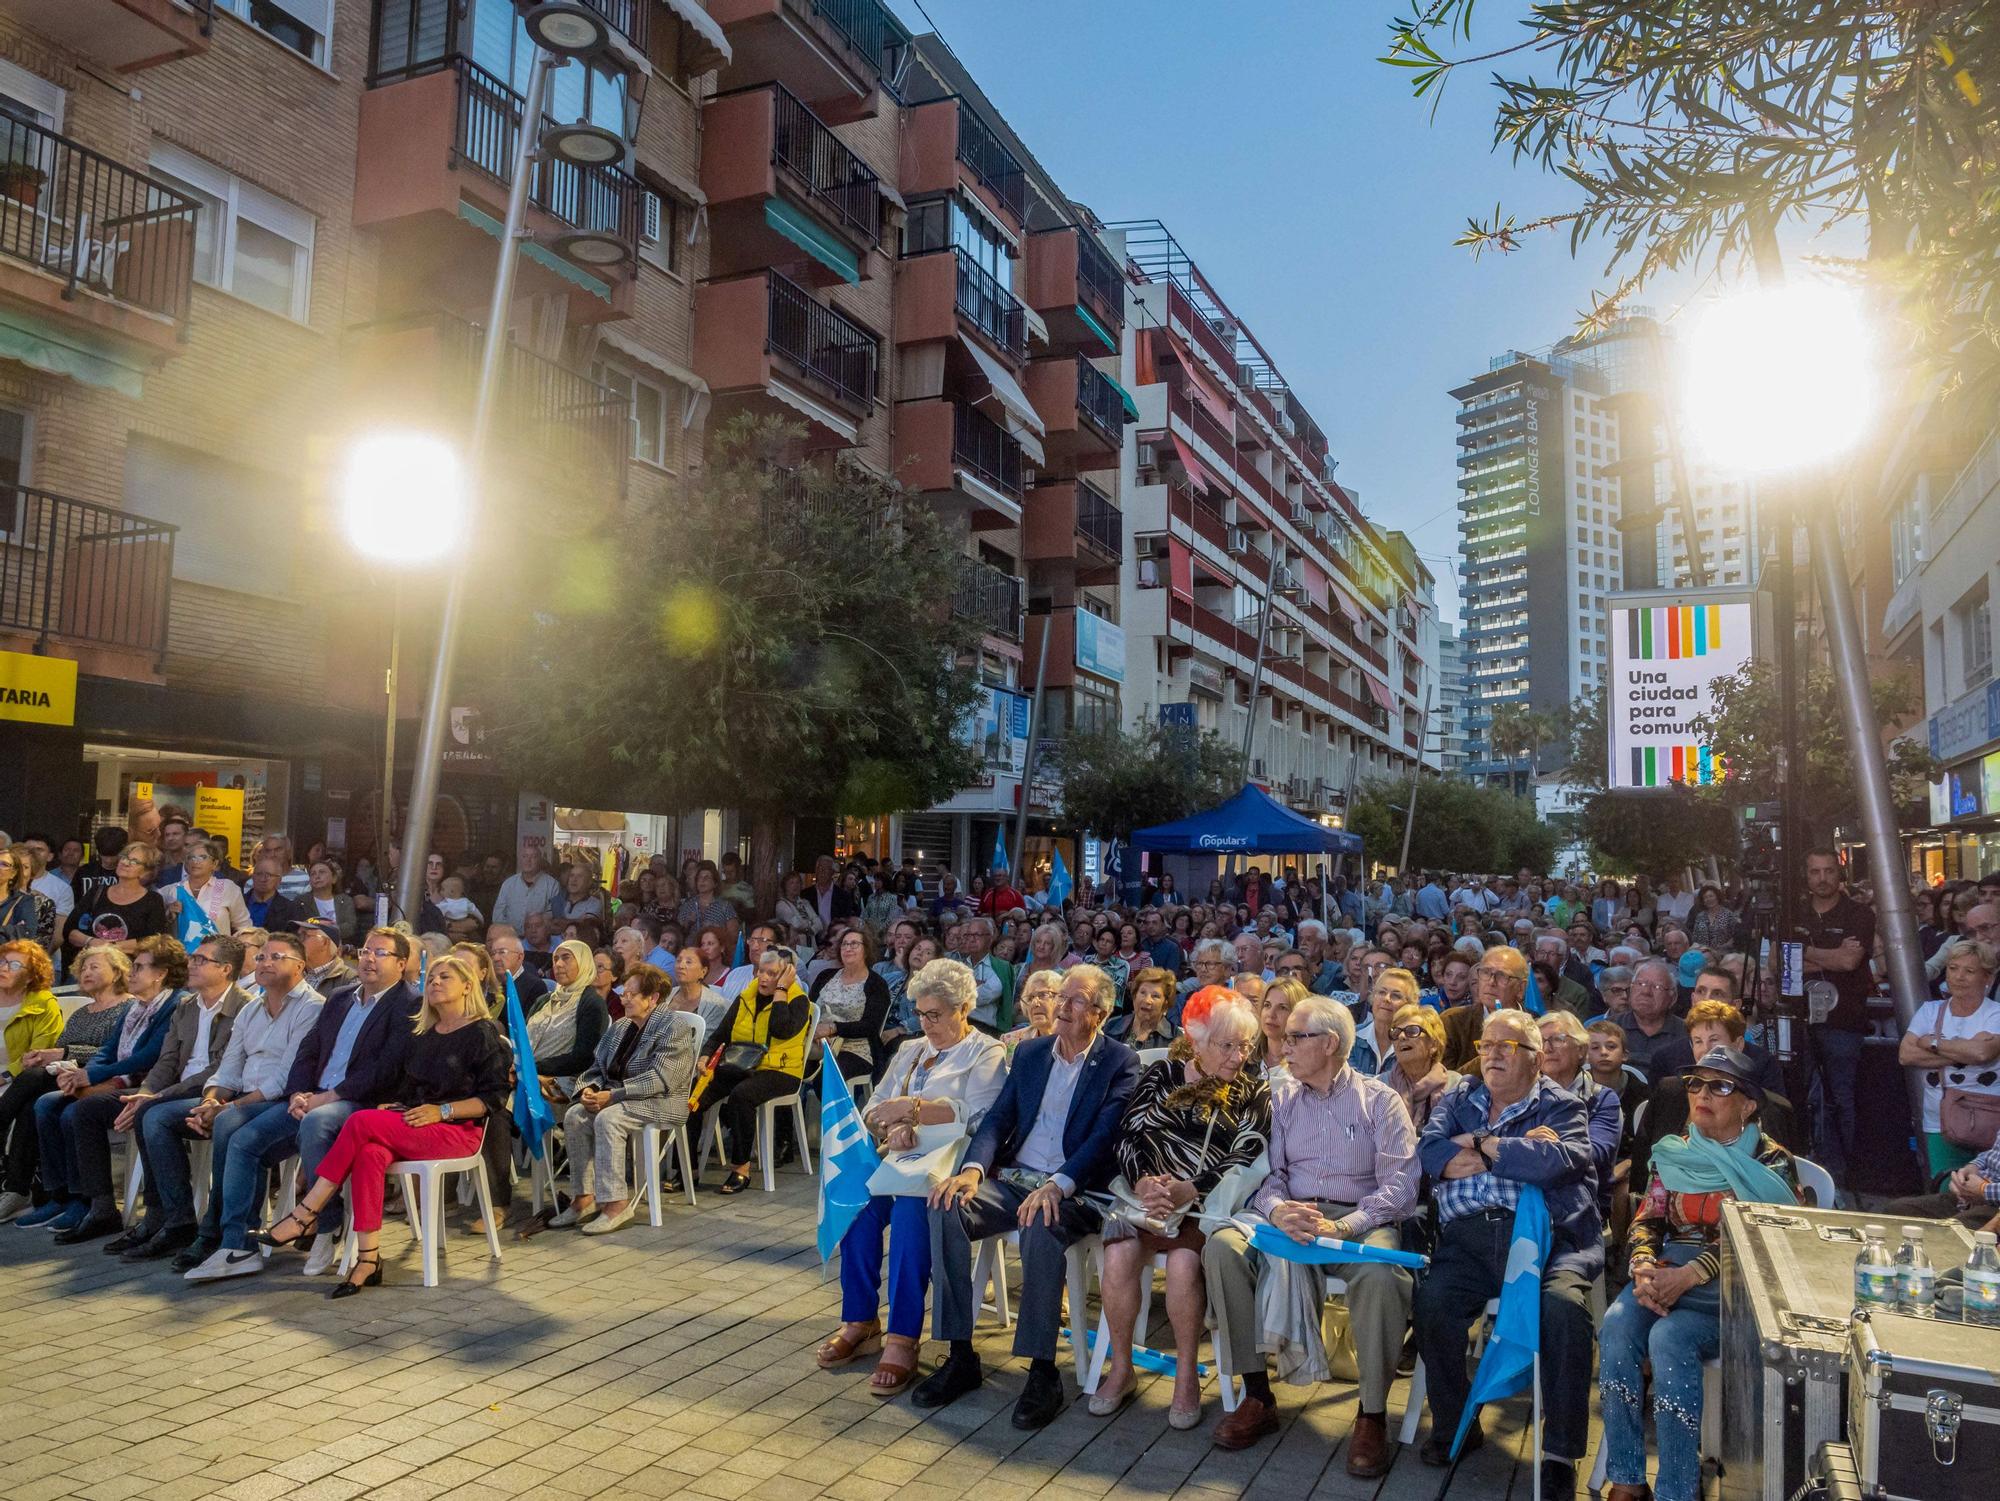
[661,0,732,74]
[1100,366,1141,422]
[0,310,146,398]
[1364,674,1396,712]
[767,376,860,444]
[765,197,859,284]
[458,201,610,303]
[959,333,1044,441]
[1182,351,1235,429]
[1075,301,1118,356]
[1330,585,1365,629]
[1170,433,1220,496]
[596,328,707,396]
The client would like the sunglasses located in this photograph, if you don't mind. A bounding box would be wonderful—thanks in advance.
[1680,1074,1743,1098]
[1390,1024,1430,1041]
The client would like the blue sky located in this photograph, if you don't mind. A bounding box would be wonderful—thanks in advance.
[888,0,1624,624]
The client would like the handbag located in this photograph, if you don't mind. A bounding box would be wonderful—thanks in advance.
[866,1123,968,1197]
[719,1042,768,1071]
[1940,1085,2000,1151]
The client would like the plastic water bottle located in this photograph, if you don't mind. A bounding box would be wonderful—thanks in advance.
[1967,1231,2000,1328]
[1896,1225,1935,1318]
[1853,1225,1897,1309]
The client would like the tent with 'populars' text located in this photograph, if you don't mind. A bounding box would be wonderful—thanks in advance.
[1130,782,1363,858]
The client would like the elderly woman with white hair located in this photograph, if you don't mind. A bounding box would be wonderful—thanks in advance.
[1001,967,1064,1055]
[1090,986,1272,1427]
[817,958,1007,1397]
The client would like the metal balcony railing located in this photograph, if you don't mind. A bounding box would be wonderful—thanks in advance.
[1075,230,1123,329]
[955,247,1025,355]
[1076,478,1122,559]
[953,402,1022,500]
[767,269,878,409]
[953,558,1024,640]
[1076,356,1126,440]
[955,103,1026,222]
[0,114,198,326]
[769,83,882,245]
[0,487,175,662]
[577,0,648,51]
[810,0,912,77]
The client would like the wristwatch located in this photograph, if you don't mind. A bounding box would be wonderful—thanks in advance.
[440,1101,454,1122]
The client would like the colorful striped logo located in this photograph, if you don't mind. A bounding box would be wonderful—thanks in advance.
[1629,744,1725,787]
[1628,604,1725,660]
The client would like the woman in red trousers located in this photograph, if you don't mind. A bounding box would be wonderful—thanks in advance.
[259,953,508,1298]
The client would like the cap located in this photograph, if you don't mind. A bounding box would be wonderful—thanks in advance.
[294,916,341,939]
[1687,1045,1765,1101]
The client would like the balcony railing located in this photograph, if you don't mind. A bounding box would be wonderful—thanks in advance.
[955,247,1025,355]
[956,103,1026,222]
[577,0,649,51]
[1076,478,1122,559]
[767,269,878,409]
[953,402,1023,500]
[1076,230,1123,329]
[0,487,175,662]
[770,83,881,245]
[0,114,198,326]
[953,558,1024,640]
[811,0,913,77]
[1076,357,1125,440]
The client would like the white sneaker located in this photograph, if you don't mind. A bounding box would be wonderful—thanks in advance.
[184,1246,265,1282]
[302,1233,340,1277]
[0,1191,29,1223]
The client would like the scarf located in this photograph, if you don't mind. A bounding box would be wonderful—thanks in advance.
[525,939,596,1065]
[1652,1121,1794,1205]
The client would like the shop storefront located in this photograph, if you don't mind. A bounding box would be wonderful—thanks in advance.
[1909,682,2000,884]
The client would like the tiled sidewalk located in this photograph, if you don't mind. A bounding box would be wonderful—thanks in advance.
[0,1171,1569,1500]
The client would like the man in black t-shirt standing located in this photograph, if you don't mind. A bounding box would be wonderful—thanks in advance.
[1797,848,1877,1181]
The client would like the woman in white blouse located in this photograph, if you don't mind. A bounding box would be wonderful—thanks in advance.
[816,957,1007,1398]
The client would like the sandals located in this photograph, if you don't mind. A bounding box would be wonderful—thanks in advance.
[330,1249,381,1300]
[816,1322,883,1370]
[718,1172,752,1195]
[870,1337,920,1397]
[254,1204,318,1251]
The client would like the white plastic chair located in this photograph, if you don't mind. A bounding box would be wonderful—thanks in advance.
[338,1121,502,1287]
[970,1230,1098,1380]
[638,1121,698,1221]
[1137,1047,1171,1067]
[1793,1155,1835,1209]
[1401,1297,1541,1480]
[696,1004,818,1191]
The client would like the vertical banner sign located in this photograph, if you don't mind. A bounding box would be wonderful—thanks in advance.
[193,787,245,865]
[1606,587,1758,790]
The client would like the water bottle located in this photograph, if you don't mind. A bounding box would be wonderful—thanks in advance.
[1853,1225,1897,1309]
[1896,1225,1935,1318]
[1967,1231,2000,1328]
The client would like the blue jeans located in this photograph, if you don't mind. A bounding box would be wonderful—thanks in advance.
[1809,1027,1863,1179]
[31,1088,82,1198]
[196,1099,296,1249]
[136,1095,213,1227]
[840,1194,933,1339]
[1599,1245,1721,1501]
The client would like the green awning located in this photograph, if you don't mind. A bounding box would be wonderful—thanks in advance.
[1076,301,1118,356]
[0,308,145,397]
[764,197,859,285]
[456,201,612,303]
[1101,366,1141,423]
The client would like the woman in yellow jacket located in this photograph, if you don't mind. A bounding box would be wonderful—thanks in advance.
[0,940,65,1077]
[689,944,810,1195]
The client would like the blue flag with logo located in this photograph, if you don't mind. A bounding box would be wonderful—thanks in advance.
[1047,847,1073,908]
[815,1043,882,1262]
[503,971,556,1159]
[1522,964,1547,1017]
[1452,1184,1551,1457]
[172,884,217,949]
[1229,1216,1429,1270]
[732,929,745,967]
[991,825,1008,873]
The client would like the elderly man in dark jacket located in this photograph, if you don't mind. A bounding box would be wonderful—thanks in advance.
[1413,1007,1603,1500]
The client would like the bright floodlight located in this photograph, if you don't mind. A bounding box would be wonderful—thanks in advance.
[1680,280,1875,475]
[340,432,466,565]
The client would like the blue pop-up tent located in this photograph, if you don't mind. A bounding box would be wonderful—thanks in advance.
[1131,782,1363,857]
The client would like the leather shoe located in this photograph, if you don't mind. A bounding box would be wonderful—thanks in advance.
[171,1237,219,1274]
[910,1350,982,1410]
[129,1224,199,1262]
[1540,1459,1577,1501]
[1345,1412,1389,1477]
[1421,1421,1483,1467]
[1011,1365,1066,1430]
[1212,1395,1279,1450]
[1605,1485,1652,1501]
[54,1211,124,1246]
[103,1224,154,1256]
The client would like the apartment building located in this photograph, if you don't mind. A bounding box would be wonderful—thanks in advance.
[0,0,721,856]
[1113,220,1437,825]
[1435,620,1472,775]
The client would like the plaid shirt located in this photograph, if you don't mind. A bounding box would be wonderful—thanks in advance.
[1428,1078,1555,1224]
[1976,1140,2000,1205]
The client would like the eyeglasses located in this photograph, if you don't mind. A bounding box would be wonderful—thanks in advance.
[1473,965,1520,982]
[187,954,224,967]
[0,959,26,973]
[913,1008,951,1024]
[1276,965,1308,977]
[360,948,400,960]
[1211,1038,1255,1057]
[1284,1028,1330,1043]
[1476,1039,1530,1057]
[1390,1024,1430,1041]
[1680,1074,1743,1098]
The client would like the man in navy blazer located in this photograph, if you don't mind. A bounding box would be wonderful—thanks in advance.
[915,965,1139,1430]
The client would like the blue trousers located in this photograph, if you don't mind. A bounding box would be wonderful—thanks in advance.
[840,1194,933,1339]
[1599,1248,1721,1501]
[134,1095,211,1226]
[31,1088,87,1198]
[1808,1027,1862,1179]
[187,1098,295,1249]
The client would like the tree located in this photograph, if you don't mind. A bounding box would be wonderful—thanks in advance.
[1487,702,1560,793]
[1055,719,1246,845]
[1556,686,1609,790]
[1579,785,1741,878]
[470,415,983,910]
[1383,3,2000,403]
[1349,776,1555,875]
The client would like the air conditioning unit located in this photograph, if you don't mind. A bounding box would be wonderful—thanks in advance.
[1290,503,1309,525]
[1225,526,1250,555]
[1136,533,1168,559]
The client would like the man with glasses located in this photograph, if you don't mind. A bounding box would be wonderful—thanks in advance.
[1413,1009,1602,1496]
[1272,950,1313,988]
[1621,958,1696,1084]
[1204,995,1418,1471]
[916,965,1138,1431]
[1441,945,1529,1071]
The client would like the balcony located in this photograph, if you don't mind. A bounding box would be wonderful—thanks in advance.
[897,209,1027,360]
[894,399,1022,530]
[703,83,883,285]
[1025,477,1122,585]
[710,0,911,123]
[1026,355,1128,472]
[0,487,174,674]
[952,557,1024,642]
[694,269,878,445]
[901,97,1026,230]
[1026,226,1123,354]
[354,56,642,319]
[0,115,198,369]
[0,0,210,72]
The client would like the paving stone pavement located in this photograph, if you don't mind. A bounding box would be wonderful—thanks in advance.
[0,1166,1606,1499]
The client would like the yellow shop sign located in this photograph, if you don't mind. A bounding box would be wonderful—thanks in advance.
[0,649,77,725]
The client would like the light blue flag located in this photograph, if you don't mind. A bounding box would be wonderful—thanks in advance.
[503,971,556,1159]
[1047,847,1073,908]
[172,884,217,949]
[1452,1184,1551,1458]
[732,929,745,967]
[1205,1214,1429,1271]
[1522,964,1547,1017]
[816,1042,881,1262]
[991,824,1008,873]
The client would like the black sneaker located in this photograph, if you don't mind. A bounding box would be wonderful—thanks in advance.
[1011,1365,1066,1430]
[171,1237,219,1274]
[910,1350,982,1410]
[54,1210,125,1246]
[129,1223,200,1262]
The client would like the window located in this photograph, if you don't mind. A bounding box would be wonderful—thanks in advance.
[590,358,671,469]
[950,197,1007,279]
[1957,580,1992,688]
[126,434,294,597]
[639,190,684,275]
[216,0,331,66]
[1891,489,1927,587]
[0,405,28,535]
[149,143,313,322]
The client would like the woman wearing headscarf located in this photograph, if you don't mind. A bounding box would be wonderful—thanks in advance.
[527,938,610,1101]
